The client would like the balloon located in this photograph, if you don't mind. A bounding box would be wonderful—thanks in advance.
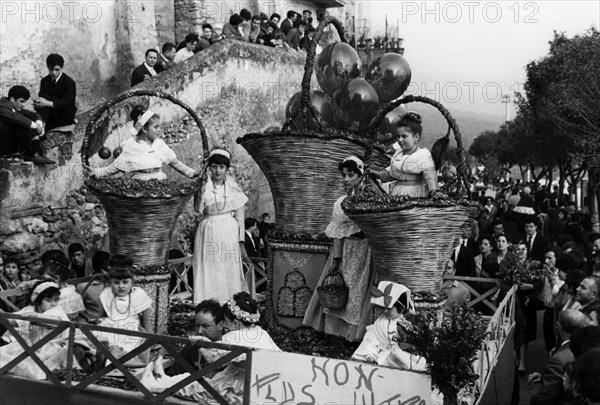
[378,106,407,137]
[365,53,411,102]
[285,90,335,131]
[332,78,379,133]
[98,146,112,159]
[315,42,362,96]
[113,146,123,158]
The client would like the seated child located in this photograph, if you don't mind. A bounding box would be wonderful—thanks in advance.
[88,105,198,181]
[76,251,110,323]
[2,257,28,309]
[94,266,152,355]
[0,281,73,379]
[46,255,85,321]
[351,281,427,371]
[140,292,280,403]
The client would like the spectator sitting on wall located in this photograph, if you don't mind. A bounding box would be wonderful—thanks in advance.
[0,85,55,165]
[211,23,224,43]
[239,8,252,42]
[269,13,281,27]
[286,19,306,51]
[157,43,177,71]
[280,10,298,36]
[249,15,262,43]
[68,242,91,278]
[131,49,164,87]
[223,14,244,41]
[197,23,213,51]
[300,25,317,52]
[34,53,77,132]
[174,33,199,64]
[257,21,277,46]
[272,30,291,50]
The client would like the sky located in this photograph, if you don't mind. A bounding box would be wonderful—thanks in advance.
[364,1,600,117]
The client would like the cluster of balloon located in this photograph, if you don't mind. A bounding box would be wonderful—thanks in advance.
[285,40,412,137]
[98,146,122,159]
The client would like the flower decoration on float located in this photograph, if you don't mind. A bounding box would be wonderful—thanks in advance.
[227,299,260,323]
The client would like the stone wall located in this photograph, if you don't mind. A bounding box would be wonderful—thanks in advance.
[1,40,307,267]
[0,0,161,115]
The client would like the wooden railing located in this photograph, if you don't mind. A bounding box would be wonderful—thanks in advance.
[444,275,501,313]
[0,311,254,405]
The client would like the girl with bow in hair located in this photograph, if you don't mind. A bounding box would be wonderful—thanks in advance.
[86,104,198,180]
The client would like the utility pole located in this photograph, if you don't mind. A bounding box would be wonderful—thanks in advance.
[384,15,388,52]
[501,94,511,122]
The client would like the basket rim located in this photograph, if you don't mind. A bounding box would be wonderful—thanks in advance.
[86,179,198,200]
[81,88,210,174]
[237,129,389,152]
[342,198,481,215]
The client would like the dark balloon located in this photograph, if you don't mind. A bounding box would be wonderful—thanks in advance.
[315,42,362,96]
[285,90,335,131]
[113,146,123,158]
[332,78,379,133]
[365,53,411,102]
[98,146,112,159]
[378,106,407,137]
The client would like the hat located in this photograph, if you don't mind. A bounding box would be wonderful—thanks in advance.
[513,193,535,215]
[370,281,412,310]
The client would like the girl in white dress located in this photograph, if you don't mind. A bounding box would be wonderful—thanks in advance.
[352,281,427,371]
[94,266,152,354]
[372,112,442,198]
[192,149,250,304]
[88,105,197,181]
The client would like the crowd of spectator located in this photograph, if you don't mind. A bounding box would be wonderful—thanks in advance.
[131,8,320,87]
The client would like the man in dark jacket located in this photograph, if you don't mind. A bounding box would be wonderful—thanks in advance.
[280,10,298,36]
[131,49,164,87]
[0,85,54,164]
[34,54,77,131]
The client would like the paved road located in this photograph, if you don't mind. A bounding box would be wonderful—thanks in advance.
[518,311,550,405]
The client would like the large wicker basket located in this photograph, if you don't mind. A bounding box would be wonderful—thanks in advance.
[342,95,480,294]
[81,89,209,266]
[237,16,389,235]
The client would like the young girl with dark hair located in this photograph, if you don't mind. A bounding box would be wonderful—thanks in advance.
[192,148,250,303]
[94,266,152,354]
[371,112,441,198]
[304,156,376,341]
[86,104,198,181]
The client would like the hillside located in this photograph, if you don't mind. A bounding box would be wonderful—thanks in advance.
[408,104,505,150]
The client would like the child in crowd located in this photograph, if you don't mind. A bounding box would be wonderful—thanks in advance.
[44,254,85,321]
[76,251,110,323]
[2,257,21,289]
[87,105,198,181]
[352,281,426,371]
[95,266,152,355]
[1,281,72,379]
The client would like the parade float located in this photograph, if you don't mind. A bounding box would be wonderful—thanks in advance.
[0,17,516,405]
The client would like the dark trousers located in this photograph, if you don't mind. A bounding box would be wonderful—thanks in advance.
[543,306,556,353]
[36,93,76,130]
[0,123,42,157]
[166,343,199,376]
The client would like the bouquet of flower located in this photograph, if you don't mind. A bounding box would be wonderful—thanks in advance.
[496,247,544,284]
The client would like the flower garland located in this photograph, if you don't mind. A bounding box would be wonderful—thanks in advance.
[227,299,260,324]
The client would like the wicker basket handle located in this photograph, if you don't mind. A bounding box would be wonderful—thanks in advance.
[80,88,210,175]
[282,16,347,132]
[364,95,470,193]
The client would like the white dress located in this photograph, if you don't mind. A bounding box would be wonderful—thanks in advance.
[384,147,435,197]
[59,284,85,317]
[352,314,427,371]
[141,326,281,402]
[94,287,152,353]
[193,176,249,303]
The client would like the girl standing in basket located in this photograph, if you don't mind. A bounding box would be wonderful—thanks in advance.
[192,149,250,304]
[303,156,376,341]
[371,112,442,198]
[94,266,152,355]
[87,105,198,181]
